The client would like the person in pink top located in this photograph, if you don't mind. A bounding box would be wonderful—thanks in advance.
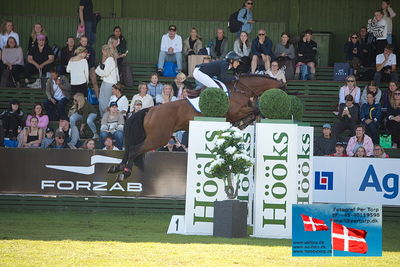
[338,75,361,105]
[346,125,374,157]
[26,103,49,129]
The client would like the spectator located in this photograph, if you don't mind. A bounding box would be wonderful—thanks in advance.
[234,31,251,73]
[387,88,400,148]
[237,0,255,34]
[273,32,295,80]
[382,81,398,109]
[338,75,361,105]
[210,28,228,61]
[346,125,374,157]
[96,44,120,117]
[48,130,68,149]
[0,20,19,49]
[69,93,98,139]
[20,116,43,148]
[382,0,396,45]
[131,100,143,114]
[183,27,203,57]
[266,60,286,83]
[360,93,382,144]
[67,46,89,97]
[156,84,177,105]
[147,73,164,102]
[250,28,273,73]
[81,138,96,150]
[314,123,336,156]
[295,29,317,80]
[360,81,382,106]
[58,115,79,149]
[172,72,190,98]
[108,26,127,66]
[368,10,388,54]
[79,36,99,97]
[28,23,48,51]
[157,25,183,73]
[0,99,23,139]
[102,136,119,151]
[344,32,362,75]
[158,136,186,152]
[373,144,390,158]
[329,142,348,157]
[24,34,54,85]
[79,0,96,46]
[373,44,398,87]
[1,36,24,85]
[26,103,49,130]
[178,88,189,100]
[100,101,124,150]
[109,83,129,116]
[58,36,76,75]
[131,83,154,109]
[354,146,367,157]
[333,94,360,137]
[40,127,54,148]
[43,68,71,121]
[358,26,373,67]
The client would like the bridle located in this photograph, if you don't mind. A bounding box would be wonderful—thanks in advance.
[233,78,260,98]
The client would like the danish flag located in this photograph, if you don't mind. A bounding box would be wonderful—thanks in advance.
[332,222,368,254]
[300,214,329,231]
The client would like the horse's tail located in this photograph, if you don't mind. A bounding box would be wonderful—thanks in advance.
[124,108,149,147]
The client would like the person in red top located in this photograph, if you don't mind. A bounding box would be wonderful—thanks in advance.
[329,142,348,157]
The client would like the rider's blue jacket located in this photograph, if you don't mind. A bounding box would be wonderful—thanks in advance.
[196,60,235,83]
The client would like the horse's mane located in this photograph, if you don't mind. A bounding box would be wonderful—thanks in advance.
[239,73,278,81]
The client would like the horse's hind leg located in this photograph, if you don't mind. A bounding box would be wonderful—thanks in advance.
[108,144,129,174]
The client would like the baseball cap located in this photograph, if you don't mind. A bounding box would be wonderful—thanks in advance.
[336,141,344,147]
[55,130,65,138]
[46,127,54,133]
[134,100,142,105]
[109,101,118,107]
[10,99,19,105]
[322,123,331,129]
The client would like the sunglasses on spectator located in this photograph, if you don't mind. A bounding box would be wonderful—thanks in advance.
[258,33,265,36]
[394,93,400,96]
[346,80,355,82]
[351,36,358,39]
[246,2,253,5]
[57,136,64,139]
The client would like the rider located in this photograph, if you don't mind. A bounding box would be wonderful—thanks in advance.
[193,51,242,91]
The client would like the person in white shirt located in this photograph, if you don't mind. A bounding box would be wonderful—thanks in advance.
[131,83,154,110]
[369,10,388,54]
[374,44,398,86]
[0,20,19,49]
[156,84,177,105]
[157,25,183,73]
[108,83,129,116]
[66,46,89,97]
[102,136,120,151]
[265,60,286,84]
[96,43,120,117]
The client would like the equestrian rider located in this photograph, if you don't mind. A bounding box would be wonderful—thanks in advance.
[193,51,241,92]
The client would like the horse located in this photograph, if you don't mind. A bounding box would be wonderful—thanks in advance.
[109,75,283,180]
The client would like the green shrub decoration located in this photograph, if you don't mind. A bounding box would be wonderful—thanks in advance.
[259,89,291,119]
[289,95,304,121]
[199,87,229,117]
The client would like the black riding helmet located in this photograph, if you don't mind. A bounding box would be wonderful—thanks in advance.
[225,51,242,63]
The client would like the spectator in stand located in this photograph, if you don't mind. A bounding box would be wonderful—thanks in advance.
[178,88,189,100]
[43,68,71,121]
[158,136,186,152]
[368,10,388,54]
[333,94,360,137]
[156,84,177,105]
[295,30,317,80]
[131,100,142,114]
[58,36,76,75]
[102,136,119,151]
[1,36,24,85]
[238,0,255,34]
[360,93,382,144]
[250,28,273,73]
[329,142,348,157]
[338,75,361,105]
[69,93,98,139]
[100,101,124,150]
[172,72,190,98]
[96,44,120,117]
[81,138,96,150]
[346,125,374,157]
[48,130,68,149]
[20,116,43,148]
[0,20,19,49]
[58,115,79,149]
[147,73,164,103]
[183,27,203,71]
[373,44,398,87]
[28,23,48,51]
[382,81,398,109]
[360,81,382,106]
[373,144,390,158]
[131,83,154,109]
[344,32,362,75]
[359,26,373,67]
[234,31,251,73]
[157,25,183,73]
[314,123,336,156]
[382,1,396,45]
[108,83,128,116]
[266,60,286,83]
[387,88,400,148]
[108,26,127,67]
[26,103,49,130]
[40,127,54,148]
[354,146,367,157]
[274,32,295,80]
[24,34,54,85]
[67,46,89,97]
[210,28,228,61]
[0,99,23,140]
[79,36,99,97]
[79,0,96,46]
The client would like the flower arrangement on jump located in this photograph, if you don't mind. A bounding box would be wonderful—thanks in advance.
[209,126,253,199]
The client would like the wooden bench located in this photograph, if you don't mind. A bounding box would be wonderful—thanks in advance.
[0,87,47,113]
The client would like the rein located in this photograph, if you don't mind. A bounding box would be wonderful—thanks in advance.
[233,79,260,98]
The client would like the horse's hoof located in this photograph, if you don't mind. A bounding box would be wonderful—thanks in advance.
[108,165,122,174]
[114,173,125,183]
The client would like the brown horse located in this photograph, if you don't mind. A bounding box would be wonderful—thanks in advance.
[109,75,283,180]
